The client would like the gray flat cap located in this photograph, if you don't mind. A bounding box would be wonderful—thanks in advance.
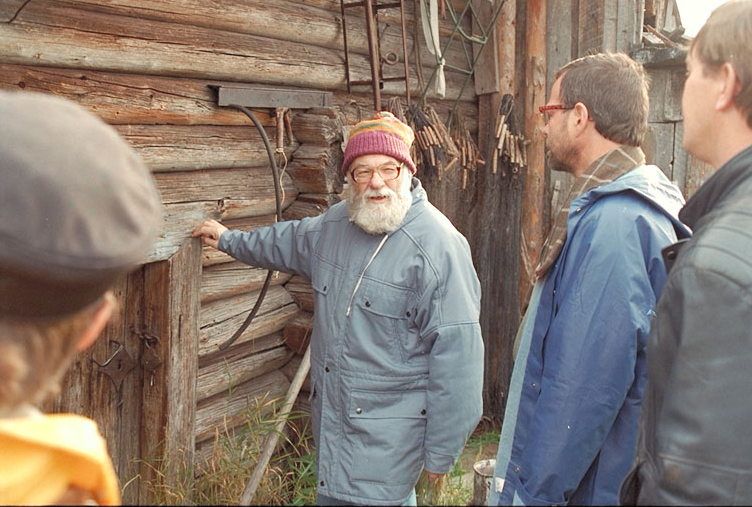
[0,90,163,319]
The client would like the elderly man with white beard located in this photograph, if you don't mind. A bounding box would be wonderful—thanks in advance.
[192,112,484,506]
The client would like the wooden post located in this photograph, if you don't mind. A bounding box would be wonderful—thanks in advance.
[519,0,547,308]
[139,239,201,502]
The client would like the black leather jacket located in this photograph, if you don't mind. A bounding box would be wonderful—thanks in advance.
[620,144,752,505]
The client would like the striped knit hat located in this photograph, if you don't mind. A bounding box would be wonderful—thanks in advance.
[342,111,416,175]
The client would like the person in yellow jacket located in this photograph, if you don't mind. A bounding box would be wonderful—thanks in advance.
[0,91,162,505]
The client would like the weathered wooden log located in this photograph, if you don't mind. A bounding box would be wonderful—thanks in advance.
[282,201,329,221]
[194,369,290,445]
[200,294,300,356]
[199,332,285,369]
[155,167,297,208]
[0,1,475,102]
[287,144,343,194]
[200,302,299,357]
[197,340,294,401]
[201,284,293,328]
[148,166,297,264]
[112,125,297,173]
[0,63,276,126]
[285,275,314,312]
[291,113,343,145]
[0,64,479,137]
[201,262,293,304]
[19,0,470,73]
[284,312,314,356]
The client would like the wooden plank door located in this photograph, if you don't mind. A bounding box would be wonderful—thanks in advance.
[43,240,201,504]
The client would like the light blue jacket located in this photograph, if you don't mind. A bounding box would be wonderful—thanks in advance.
[220,178,484,505]
[490,165,690,506]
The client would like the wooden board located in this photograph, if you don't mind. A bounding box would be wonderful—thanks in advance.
[0,63,275,126]
[199,286,300,356]
[139,238,202,501]
[1,0,475,102]
[147,193,297,265]
[194,370,290,445]
[113,125,298,173]
[200,262,294,304]
[42,240,202,503]
[644,122,676,181]
[197,339,294,400]
[0,63,479,137]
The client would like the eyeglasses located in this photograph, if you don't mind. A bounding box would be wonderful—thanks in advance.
[539,104,574,124]
[350,164,402,184]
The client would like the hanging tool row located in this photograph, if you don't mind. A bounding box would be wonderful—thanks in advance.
[450,109,484,190]
[492,95,528,177]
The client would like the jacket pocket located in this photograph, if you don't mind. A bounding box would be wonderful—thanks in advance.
[353,279,423,365]
[345,388,427,484]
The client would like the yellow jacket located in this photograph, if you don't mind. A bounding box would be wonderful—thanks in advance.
[0,413,120,505]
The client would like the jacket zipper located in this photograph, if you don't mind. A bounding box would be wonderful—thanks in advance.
[346,233,389,317]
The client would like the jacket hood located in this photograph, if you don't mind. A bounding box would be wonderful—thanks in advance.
[574,164,691,238]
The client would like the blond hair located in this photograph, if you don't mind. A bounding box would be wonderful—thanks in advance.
[0,293,113,411]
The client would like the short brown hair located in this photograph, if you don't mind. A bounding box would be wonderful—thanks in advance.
[556,52,650,146]
[691,0,752,127]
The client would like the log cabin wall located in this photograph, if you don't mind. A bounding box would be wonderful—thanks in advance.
[0,0,480,502]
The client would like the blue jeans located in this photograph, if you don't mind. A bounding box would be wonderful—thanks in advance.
[316,488,417,506]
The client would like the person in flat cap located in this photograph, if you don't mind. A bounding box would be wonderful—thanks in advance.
[193,111,483,506]
[0,90,162,505]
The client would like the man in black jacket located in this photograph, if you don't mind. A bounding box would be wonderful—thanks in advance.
[620,1,752,504]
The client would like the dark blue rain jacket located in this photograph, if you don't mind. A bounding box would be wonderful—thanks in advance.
[490,164,690,506]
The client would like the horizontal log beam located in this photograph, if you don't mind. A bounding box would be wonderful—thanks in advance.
[195,369,290,444]
[54,0,470,71]
[201,283,293,327]
[0,64,478,136]
[200,286,300,356]
[200,262,294,304]
[197,342,294,401]
[0,63,275,126]
[1,1,474,102]
[112,125,298,173]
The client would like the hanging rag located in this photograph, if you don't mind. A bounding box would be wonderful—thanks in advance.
[420,0,446,98]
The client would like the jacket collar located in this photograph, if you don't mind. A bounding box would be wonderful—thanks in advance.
[679,143,752,229]
[398,176,427,228]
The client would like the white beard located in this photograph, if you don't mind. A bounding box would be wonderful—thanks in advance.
[346,175,413,235]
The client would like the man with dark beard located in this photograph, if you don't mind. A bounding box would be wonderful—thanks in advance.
[489,53,690,506]
[192,112,483,506]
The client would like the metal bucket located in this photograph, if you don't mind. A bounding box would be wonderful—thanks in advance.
[472,458,496,506]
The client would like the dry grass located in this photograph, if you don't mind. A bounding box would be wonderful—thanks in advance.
[138,398,499,506]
